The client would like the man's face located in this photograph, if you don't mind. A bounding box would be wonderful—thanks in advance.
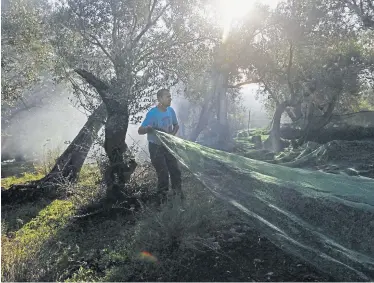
[159,91,172,107]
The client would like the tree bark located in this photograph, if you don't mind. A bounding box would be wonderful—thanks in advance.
[41,103,107,183]
[1,103,107,205]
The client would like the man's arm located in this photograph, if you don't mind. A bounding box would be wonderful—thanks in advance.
[170,107,179,135]
[138,110,153,135]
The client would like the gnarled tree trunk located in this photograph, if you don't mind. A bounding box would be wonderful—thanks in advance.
[301,92,339,143]
[266,102,288,152]
[189,71,219,142]
[75,69,136,201]
[41,103,107,183]
[2,103,107,205]
[216,71,230,146]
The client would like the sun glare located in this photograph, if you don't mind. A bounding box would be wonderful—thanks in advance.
[218,0,255,22]
[217,0,255,41]
[213,0,279,42]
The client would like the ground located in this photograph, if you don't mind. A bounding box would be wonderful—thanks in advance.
[2,130,373,282]
[2,158,335,282]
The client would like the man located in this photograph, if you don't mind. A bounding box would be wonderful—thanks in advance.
[138,89,183,204]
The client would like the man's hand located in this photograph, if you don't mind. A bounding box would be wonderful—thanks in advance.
[146,125,154,133]
[138,125,153,135]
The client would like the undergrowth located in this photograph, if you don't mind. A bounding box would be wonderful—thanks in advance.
[1,161,233,282]
[2,200,75,282]
[101,182,230,282]
[1,161,103,282]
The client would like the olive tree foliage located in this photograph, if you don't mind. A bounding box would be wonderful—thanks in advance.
[1,0,54,124]
[51,0,215,118]
[356,29,374,109]
[49,0,215,193]
[1,0,53,102]
[222,0,373,151]
[333,0,374,29]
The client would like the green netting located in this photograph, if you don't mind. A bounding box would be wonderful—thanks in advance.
[155,131,374,281]
[330,111,374,127]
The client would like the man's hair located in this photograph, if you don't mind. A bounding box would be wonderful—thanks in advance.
[157,88,170,99]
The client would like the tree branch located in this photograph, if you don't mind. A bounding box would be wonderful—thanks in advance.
[75,69,109,91]
[88,34,115,63]
[286,41,295,100]
[68,76,98,114]
[262,80,280,104]
[70,8,115,64]
[135,36,215,66]
[110,0,118,50]
[133,1,170,44]
[368,0,373,9]
[227,79,260,88]
[344,0,374,28]
[130,9,138,38]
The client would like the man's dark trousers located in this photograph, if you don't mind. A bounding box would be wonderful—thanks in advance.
[148,142,182,201]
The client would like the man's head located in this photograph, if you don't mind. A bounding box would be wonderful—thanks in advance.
[157,89,171,107]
